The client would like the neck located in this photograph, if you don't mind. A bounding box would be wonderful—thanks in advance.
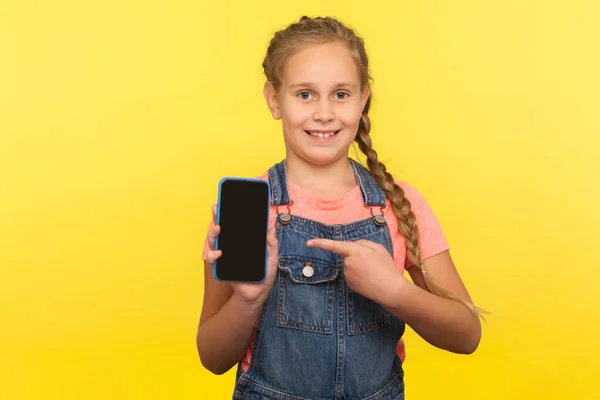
[285,154,357,197]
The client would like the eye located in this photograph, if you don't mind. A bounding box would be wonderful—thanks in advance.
[334,92,349,100]
[298,91,313,100]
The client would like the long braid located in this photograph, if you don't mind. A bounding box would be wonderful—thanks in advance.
[355,104,488,320]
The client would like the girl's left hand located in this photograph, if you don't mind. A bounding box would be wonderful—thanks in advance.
[306,238,407,306]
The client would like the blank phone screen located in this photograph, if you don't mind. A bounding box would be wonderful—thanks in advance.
[215,179,270,282]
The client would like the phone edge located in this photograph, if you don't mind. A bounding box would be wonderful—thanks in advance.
[213,177,271,283]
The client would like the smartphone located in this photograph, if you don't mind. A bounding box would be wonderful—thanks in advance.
[214,177,270,282]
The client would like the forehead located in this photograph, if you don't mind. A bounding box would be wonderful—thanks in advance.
[281,42,360,87]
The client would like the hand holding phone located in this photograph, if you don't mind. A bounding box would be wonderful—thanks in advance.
[204,177,278,305]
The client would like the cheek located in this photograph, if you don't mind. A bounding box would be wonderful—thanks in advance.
[337,106,363,127]
[282,106,310,129]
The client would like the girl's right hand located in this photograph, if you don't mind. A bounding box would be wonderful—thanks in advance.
[204,205,278,308]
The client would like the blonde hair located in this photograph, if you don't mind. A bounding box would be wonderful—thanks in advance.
[263,16,487,320]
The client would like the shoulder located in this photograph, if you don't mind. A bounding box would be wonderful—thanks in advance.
[393,180,427,211]
[391,180,446,236]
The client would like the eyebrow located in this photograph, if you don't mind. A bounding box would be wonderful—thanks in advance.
[289,82,358,90]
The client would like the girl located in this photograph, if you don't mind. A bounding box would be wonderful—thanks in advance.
[197,16,485,400]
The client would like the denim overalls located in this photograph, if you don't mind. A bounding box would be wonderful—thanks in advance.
[233,159,406,400]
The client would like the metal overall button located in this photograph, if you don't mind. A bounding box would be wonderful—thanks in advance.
[302,261,314,277]
[371,206,386,226]
[277,202,293,225]
[278,213,291,224]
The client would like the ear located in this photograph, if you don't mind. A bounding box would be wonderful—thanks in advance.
[263,82,282,120]
[360,83,371,111]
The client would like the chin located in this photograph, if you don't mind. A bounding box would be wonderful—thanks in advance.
[298,149,348,166]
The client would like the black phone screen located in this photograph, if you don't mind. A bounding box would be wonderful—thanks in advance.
[215,179,270,282]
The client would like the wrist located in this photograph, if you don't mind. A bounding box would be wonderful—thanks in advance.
[231,292,267,314]
[379,272,412,314]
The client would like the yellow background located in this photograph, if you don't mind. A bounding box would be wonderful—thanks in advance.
[1,1,599,399]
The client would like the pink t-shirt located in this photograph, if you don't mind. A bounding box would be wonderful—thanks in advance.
[202,172,450,371]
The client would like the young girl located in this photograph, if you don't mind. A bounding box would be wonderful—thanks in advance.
[198,16,485,400]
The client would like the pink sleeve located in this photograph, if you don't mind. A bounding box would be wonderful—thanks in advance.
[403,185,450,268]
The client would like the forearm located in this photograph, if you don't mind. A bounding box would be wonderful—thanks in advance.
[383,275,481,354]
[196,295,263,375]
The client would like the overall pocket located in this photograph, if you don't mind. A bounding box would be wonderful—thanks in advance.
[277,256,338,334]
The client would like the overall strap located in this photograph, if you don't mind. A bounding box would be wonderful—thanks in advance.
[267,159,290,206]
[349,158,387,208]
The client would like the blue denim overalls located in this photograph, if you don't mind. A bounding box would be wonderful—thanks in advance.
[233,158,406,400]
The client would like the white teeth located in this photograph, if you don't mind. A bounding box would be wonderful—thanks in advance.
[308,131,337,138]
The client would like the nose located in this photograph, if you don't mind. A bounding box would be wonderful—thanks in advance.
[312,98,335,123]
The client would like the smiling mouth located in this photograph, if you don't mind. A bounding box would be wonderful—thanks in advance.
[304,130,341,138]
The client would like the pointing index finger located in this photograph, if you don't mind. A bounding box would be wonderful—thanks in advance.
[306,238,355,256]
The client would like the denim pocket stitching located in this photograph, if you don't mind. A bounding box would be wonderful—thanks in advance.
[276,258,337,334]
